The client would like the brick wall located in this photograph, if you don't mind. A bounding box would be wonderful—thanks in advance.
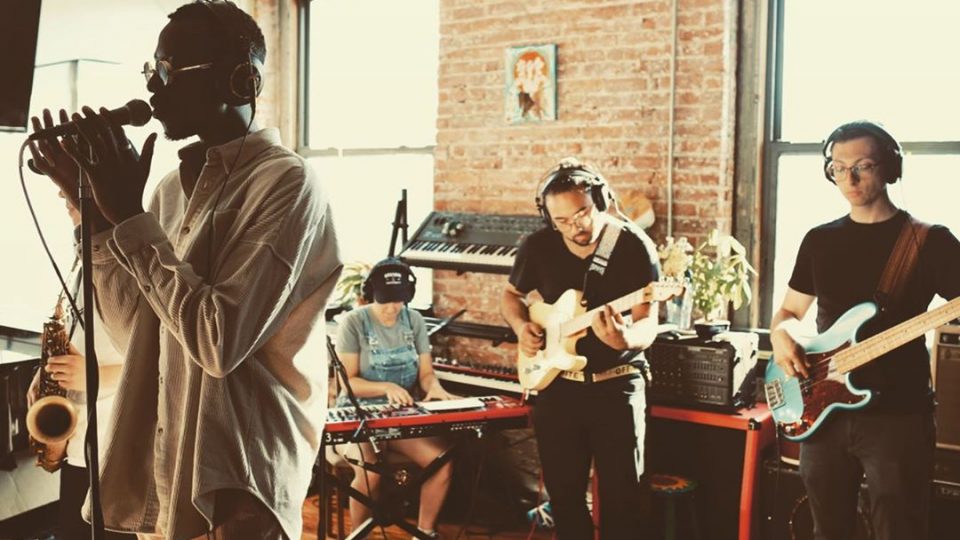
[434,0,738,366]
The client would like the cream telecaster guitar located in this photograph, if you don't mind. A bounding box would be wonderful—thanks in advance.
[517,282,684,391]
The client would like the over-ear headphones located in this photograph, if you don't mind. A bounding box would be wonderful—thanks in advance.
[534,158,614,228]
[822,120,902,185]
[198,0,263,107]
[361,258,417,304]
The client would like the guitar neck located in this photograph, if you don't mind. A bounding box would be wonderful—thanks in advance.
[559,290,644,337]
[836,296,960,374]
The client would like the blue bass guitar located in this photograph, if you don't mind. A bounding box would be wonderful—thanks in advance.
[764,298,960,441]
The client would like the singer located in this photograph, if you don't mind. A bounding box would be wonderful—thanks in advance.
[27,2,342,539]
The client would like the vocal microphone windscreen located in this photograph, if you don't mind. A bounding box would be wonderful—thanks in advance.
[28,99,153,141]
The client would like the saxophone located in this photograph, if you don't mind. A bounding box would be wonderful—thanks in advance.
[26,296,78,472]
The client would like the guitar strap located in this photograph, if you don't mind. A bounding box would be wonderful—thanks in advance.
[581,219,624,306]
[875,214,930,313]
[587,219,623,277]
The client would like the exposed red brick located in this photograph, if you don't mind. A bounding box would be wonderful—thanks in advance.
[433,0,735,365]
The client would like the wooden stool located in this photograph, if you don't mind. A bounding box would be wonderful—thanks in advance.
[649,473,701,540]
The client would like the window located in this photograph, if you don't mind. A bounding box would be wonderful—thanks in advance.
[0,0,184,333]
[301,0,439,306]
[761,0,960,331]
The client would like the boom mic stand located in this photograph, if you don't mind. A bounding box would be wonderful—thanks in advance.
[324,336,439,540]
[326,336,382,459]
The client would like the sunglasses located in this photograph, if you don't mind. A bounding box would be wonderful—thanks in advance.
[142,59,214,86]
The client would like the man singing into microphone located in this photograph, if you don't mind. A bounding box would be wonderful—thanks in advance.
[27,1,342,539]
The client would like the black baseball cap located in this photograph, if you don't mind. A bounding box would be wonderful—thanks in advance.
[366,258,416,303]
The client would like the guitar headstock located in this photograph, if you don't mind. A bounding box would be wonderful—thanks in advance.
[640,281,685,302]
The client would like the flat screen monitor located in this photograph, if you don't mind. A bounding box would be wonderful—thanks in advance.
[0,0,43,132]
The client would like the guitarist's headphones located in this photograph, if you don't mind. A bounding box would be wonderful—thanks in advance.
[535,158,615,228]
[822,120,902,185]
[198,0,263,107]
[362,258,417,304]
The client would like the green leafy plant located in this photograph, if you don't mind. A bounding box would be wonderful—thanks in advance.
[331,261,372,308]
[689,230,756,321]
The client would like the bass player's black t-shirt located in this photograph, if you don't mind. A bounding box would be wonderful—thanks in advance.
[509,221,660,374]
[788,210,960,412]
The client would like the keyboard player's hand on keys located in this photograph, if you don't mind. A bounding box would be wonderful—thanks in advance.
[384,383,414,406]
[424,387,459,401]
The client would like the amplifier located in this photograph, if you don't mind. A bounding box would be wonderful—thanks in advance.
[933,324,960,451]
[646,332,758,411]
[759,457,960,540]
[934,447,960,486]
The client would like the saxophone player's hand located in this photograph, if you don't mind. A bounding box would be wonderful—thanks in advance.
[45,343,86,391]
[26,368,41,407]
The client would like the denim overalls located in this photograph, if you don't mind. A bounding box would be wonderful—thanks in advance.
[337,306,420,406]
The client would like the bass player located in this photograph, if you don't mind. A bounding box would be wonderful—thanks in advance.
[770,120,960,540]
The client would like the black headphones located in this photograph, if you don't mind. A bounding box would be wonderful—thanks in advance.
[822,120,902,185]
[198,0,263,107]
[534,158,614,228]
[361,258,417,303]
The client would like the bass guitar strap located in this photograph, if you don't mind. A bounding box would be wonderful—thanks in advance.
[875,214,930,313]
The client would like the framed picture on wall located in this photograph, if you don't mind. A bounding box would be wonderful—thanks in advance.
[505,44,557,124]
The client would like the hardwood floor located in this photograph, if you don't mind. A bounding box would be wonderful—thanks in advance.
[300,494,554,540]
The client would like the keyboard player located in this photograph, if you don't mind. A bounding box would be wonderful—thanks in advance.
[332,257,457,539]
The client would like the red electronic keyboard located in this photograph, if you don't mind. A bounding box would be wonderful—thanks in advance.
[323,395,529,445]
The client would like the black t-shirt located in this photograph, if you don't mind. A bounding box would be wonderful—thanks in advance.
[788,210,960,412]
[509,221,661,373]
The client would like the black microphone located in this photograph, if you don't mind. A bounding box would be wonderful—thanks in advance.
[28,99,153,141]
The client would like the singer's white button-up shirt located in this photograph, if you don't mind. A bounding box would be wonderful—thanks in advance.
[83,128,342,540]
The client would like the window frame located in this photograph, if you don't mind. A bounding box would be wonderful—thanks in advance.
[757,0,960,326]
[296,0,436,158]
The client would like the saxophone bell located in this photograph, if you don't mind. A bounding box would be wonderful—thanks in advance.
[27,299,77,472]
[26,394,77,445]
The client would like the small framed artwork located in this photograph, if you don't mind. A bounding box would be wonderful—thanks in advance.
[505,44,557,124]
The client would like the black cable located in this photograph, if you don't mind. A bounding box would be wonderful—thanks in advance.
[205,103,256,280]
[18,140,84,328]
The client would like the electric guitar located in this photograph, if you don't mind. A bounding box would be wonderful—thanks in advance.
[765,296,960,441]
[517,282,684,391]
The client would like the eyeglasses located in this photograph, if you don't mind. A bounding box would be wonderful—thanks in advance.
[552,206,594,230]
[826,162,881,181]
[142,59,214,86]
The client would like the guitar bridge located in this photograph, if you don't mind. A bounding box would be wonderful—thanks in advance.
[764,379,784,410]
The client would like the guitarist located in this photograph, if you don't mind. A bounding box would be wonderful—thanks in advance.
[500,158,660,539]
[770,121,960,540]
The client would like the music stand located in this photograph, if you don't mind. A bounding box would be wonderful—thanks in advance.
[387,189,409,258]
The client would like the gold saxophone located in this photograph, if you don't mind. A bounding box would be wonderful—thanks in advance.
[26,296,78,472]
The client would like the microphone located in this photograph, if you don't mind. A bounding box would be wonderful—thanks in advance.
[28,99,153,141]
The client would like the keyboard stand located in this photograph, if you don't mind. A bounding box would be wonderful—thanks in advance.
[321,440,458,540]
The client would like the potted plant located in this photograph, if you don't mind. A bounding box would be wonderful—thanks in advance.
[657,236,695,329]
[688,230,756,337]
[327,261,371,320]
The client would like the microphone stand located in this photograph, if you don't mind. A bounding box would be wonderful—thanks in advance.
[325,336,382,460]
[325,336,393,539]
[78,169,105,539]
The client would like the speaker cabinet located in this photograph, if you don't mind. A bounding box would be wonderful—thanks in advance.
[933,325,960,451]
[759,456,960,540]
[758,458,870,540]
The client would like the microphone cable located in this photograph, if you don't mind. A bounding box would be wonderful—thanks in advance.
[17,139,84,327]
